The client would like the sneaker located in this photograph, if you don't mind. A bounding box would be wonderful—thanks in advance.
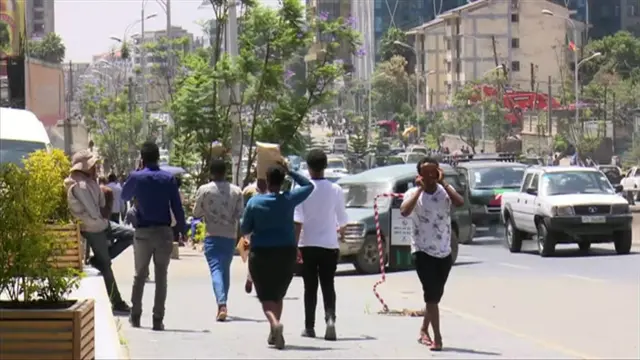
[152,318,164,331]
[301,328,316,338]
[324,318,336,341]
[267,329,275,345]
[129,314,141,328]
[112,301,131,315]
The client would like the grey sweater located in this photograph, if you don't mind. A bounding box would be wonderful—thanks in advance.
[193,181,243,239]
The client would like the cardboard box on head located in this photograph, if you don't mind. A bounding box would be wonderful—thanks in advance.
[211,141,226,157]
[256,142,281,180]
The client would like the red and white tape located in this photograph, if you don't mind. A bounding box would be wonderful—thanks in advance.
[372,193,404,313]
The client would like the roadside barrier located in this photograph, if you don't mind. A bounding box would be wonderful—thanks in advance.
[372,193,404,313]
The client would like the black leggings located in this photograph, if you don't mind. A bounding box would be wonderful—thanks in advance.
[413,251,452,304]
[300,247,339,329]
[249,247,297,302]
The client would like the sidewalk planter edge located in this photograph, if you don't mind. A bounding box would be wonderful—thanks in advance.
[0,298,95,360]
[46,223,84,271]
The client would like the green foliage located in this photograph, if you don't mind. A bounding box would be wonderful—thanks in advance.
[378,26,413,69]
[27,33,66,64]
[0,22,9,52]
[582,31,640,85]
[79,84,145,174]
[0,151,81,304]
[371,55,413,121]
[186,222,206,244]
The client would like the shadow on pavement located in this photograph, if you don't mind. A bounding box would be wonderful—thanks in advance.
[228,316,266,323]
[442,347,501,356]
[466,237,503,246]
[453,260,482,267]
[138,327,212,333]
[281,344,335,351]
[334,335,377,341]
[523,247,639,258]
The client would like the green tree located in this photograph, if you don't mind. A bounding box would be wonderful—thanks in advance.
[371,55,413,122]
[79,83,145,173]
[378,26,413,72]
[582,31,640,85]
[27,33,66,63]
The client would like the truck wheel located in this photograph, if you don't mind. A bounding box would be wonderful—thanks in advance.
[614,230,632,255]
[578,242,591,253]
[505,217,523,253]
[451,230,459,264]
[536,221,556,257]
[354,235,385,274]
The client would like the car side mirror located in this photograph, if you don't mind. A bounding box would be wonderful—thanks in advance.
[526,188,537,196]
[614,184,624,193]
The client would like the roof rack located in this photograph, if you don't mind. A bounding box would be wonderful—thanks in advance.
[439,152,518,166]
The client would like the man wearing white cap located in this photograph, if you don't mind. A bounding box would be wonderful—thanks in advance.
[65,149,131,313]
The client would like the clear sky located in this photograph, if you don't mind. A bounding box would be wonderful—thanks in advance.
[55,0,283,63]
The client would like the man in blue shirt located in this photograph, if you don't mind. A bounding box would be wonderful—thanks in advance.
[240,163,314,350]
[122,141,186,331]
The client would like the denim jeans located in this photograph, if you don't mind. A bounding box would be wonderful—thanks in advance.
[203,236,236,305]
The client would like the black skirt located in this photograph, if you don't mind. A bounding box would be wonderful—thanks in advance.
[248,246,297,302]
[413,251,452,304]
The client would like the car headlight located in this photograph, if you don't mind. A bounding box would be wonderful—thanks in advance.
[552,205,575,216]
[611,204,630,214]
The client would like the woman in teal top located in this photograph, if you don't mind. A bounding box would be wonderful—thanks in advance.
[240,162,313,350]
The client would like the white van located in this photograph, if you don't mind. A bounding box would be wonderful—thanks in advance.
[0,107,52,165]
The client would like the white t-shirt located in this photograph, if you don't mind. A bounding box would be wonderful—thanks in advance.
[402,185,452,258]
[294,178,348,249]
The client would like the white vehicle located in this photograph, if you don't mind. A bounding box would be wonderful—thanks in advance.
[327,156,348,174]
[0,107,51,165]
[398,152,424,164]
[620,166,640,199]
[501,166,631,257]
[331,136,348,153]
[407,145,428,155]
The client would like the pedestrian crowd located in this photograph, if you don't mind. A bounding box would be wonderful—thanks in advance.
[64,142,464,351]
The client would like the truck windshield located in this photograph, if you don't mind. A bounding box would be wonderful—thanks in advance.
[470,166,525,189]
[327,159,346,169]
[542,171,615,196]
[0,139,47,166]
[340,182,391,208]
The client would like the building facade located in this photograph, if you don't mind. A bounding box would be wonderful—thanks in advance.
[410,0,575,110]
[131,26,194,68]
[26,0,55,39]
[305,0,353,69]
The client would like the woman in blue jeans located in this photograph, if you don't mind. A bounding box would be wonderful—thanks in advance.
[193,159,244,321]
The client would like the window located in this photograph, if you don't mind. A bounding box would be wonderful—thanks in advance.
[511,13,519,22]
[375,0,382,9]
[32,23,44,35]
[33,0,44,7]
[520,173,533,192]
[628,4,638,17]
[455,60,461,73]
[445,38,451,50]
[446,61,452,73]
[529,174,539,192]
[511,61,520,72]
[511,38,520,48]
[375,17,382,32]
[33,10,45,22]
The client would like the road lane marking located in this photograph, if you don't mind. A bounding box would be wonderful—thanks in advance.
[498,262,531,270]
[440,305,600,360]
[563,274,605,283]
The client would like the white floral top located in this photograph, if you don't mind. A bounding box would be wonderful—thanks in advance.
[402,185,452,258]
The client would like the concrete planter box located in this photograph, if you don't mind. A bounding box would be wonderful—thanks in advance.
[0,299,95,360]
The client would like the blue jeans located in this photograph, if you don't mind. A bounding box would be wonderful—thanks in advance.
[203,236,236,305]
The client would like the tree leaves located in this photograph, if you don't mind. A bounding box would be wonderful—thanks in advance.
[27,33,66,64]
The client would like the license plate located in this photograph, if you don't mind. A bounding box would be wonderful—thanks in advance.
[581,216,606,224]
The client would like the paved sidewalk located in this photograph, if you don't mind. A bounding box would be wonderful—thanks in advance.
[111,248,574,359]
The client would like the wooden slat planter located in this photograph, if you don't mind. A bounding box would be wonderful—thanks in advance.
[0,299,95,360]
[46,224,83,271]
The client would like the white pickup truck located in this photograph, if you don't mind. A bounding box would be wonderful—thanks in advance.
[620,166,640,202]
[500,166,632,257]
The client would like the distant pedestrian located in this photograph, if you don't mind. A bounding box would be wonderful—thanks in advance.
[400,157,464,351]
[122,141,186,331]
[193,159,243,322]
[170,176,187,246]
[240,161,314,349]
[107,173,124,223]
[65,150,132,313]
[294,149,348,340]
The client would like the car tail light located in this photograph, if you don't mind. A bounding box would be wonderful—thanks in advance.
[489,194,502,207]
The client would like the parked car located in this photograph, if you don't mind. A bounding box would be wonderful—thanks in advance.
[336,164,474,274]
[501,166,631,257]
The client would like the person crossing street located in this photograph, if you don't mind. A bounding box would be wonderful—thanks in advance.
[294,149,348,340]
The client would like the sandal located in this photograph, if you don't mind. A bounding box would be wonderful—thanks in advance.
[430,341,443,351]
[417,333,432,346]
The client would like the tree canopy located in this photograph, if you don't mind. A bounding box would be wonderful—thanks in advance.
[27,33,66,64]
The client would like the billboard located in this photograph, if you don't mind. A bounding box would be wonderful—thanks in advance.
[0,0,25,56]
[25,58,65,127]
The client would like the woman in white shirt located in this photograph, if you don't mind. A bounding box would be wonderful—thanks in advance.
[400,157,464,352]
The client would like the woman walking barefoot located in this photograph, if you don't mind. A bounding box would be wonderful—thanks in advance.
[400,157,464,351]
[240,162,314,349]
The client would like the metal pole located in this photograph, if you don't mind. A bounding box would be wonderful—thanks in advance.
[227,0,241,185]
[165,0,172,80]
[415,72,420,140]
[65,61,74,155]
[574,27,579,126]
[141,7,147,133]
[367,79,372,148]
[480,91,485,151]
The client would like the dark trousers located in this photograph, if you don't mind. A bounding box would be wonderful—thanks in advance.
[110,213,120,223]
[300,247,339,329]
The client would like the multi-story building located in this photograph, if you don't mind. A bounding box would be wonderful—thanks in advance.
[305,0,353,70]
[621,0,640,35]
[409,0,578,110]
[26,0,55,39]
[131,26,194,69]
[352,0,467,81]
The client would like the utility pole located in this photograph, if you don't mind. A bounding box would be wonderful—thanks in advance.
[491,35,499,67]
[64,61,74,156]
[547,75,552,136]
[140,6,148,136]
[165,0,173,86]
[226,0,242,185]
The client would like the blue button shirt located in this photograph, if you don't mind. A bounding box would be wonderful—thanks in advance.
[240,171,314,248]
[122,165,186,232]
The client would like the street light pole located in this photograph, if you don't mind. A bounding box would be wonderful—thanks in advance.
[141,6,147,131]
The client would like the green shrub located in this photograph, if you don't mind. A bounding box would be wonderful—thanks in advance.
[186,222,206,244]
[0,150,80,304]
